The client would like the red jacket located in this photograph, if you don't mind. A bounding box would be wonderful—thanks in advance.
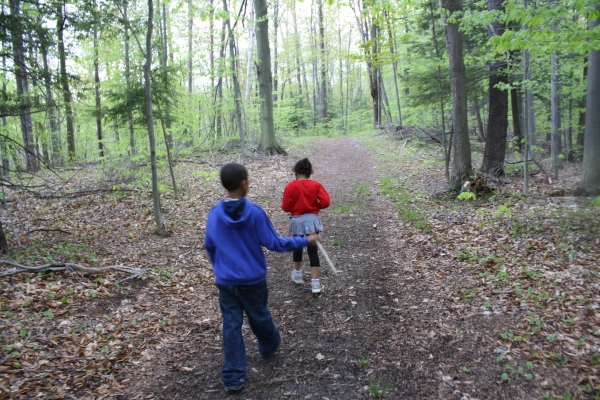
[281,180,330,216]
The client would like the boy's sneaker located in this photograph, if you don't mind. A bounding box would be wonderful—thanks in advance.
[225,384,243,392]
[311,281,322,294]
[291,270,303,284]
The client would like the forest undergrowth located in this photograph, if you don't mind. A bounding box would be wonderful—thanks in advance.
[0,131,598,399]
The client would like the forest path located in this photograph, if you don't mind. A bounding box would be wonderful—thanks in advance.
[151,137,520,399]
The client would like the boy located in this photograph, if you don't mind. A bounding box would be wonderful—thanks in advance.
[204,162,319,391]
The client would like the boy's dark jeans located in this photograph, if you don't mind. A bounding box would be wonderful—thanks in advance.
[217,280,281,389]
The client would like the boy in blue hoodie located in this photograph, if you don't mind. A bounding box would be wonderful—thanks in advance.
[205,162,319,392]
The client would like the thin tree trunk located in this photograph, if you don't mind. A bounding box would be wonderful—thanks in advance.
[254,0,284,154]
[245,2,255,101]
[93,26,104,159]
[318,0,327,122]
[385,10,402,125]
[551,49,562,179]
[510,88,523,152]
[576,62,587,147]
[575,5,600,196]
[428,0,449,179]
[57,2,75,162]
[273,0,278,105]
[41,43,60,167]
[223,0,246,152]
[157,101,178,198]
[10,0,38,172]
[145,0,166,235]
[441,0,472,189]
[474,95,485,141]
[188,0,193,93]
[124,0,135,155]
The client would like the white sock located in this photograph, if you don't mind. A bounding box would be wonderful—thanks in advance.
[311,278,320,285]
[294,269,302,276]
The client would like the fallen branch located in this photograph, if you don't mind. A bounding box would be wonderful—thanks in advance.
[25,228,72,235]
[0,260,147,280]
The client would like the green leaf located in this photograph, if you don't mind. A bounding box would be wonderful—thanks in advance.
[457,192,476,201]
[592,196,600,207]
[501,372,509,381]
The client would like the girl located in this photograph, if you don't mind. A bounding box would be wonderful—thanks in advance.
[281,158,331,293]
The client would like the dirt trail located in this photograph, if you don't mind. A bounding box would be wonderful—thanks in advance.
[151,137,513,399]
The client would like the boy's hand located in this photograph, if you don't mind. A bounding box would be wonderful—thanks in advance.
[307,233,321,246]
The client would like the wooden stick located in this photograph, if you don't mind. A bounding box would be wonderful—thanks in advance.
[316,241,341,275]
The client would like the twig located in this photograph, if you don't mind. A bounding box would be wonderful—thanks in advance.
[492,290,514,295]
[25,228,72,235]
[0,260,147,281]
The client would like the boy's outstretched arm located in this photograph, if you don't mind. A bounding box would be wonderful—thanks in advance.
[256,208,308,251]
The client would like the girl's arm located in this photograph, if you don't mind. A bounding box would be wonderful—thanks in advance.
[281,184,294,212]
[316,183,331,209]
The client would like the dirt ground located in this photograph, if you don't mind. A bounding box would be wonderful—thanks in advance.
[141,137,534,399]
[2,136,597,400]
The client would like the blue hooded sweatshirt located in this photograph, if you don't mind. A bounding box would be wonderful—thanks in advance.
[204,198,308,286]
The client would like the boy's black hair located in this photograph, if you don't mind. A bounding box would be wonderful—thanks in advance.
[220,163,248,192]
[294,158,313,177]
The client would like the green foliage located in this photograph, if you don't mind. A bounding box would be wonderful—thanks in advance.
[368,380,389,398]
[592,197,600,207]
[457,192,476,201]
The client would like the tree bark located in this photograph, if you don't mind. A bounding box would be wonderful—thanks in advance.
[144,0,166,235]
[93,25,104,159]
[575,6,600,196]
[481,0,508,176]
[223,0,246,152]
[273,0,279,105]
[41,42,60,167]
[551,49,562,179]
[10,0,38,172]
[245,3,255,101]
[254,0,284,154]
[124,0,135,155]
[576,62,587,147]
[317,0,327,122]
[56,2,75,162]
[441,0,472,189]
[510,88,523,152]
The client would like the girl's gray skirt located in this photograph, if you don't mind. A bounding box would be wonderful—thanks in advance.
[288,214,323,235]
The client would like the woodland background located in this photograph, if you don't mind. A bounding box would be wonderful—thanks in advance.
[0,0,599,398]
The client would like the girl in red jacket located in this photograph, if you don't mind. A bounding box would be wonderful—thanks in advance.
[281,158,331,293]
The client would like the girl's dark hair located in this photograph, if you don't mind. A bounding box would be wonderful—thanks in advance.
[294,158,313,177]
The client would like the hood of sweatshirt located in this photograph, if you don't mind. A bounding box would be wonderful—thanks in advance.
[218,198,249,228]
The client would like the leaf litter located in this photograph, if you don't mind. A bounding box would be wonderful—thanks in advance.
[0,137,597,399]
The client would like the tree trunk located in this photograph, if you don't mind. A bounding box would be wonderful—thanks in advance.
[428,0,449,179]
[10,0,38,172]
[245,3,255,101]
[576,62,587,147]
[575,6,600,196]
[144,0,166,235]
[93,26,104,159]
[188,0,193,94]
[317,0,327,122]
[223,0,245,152]
[41,43,60,167]
[442,0,472,189]
[551,50,562,179]
[385,10,402,125]
[158,0,173,148]
[57,2,75,162]
[510,88,523,152]
[481,0,508,176]
[273,0,278,105]
[254,0,284,154]
[124,0,135,155]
